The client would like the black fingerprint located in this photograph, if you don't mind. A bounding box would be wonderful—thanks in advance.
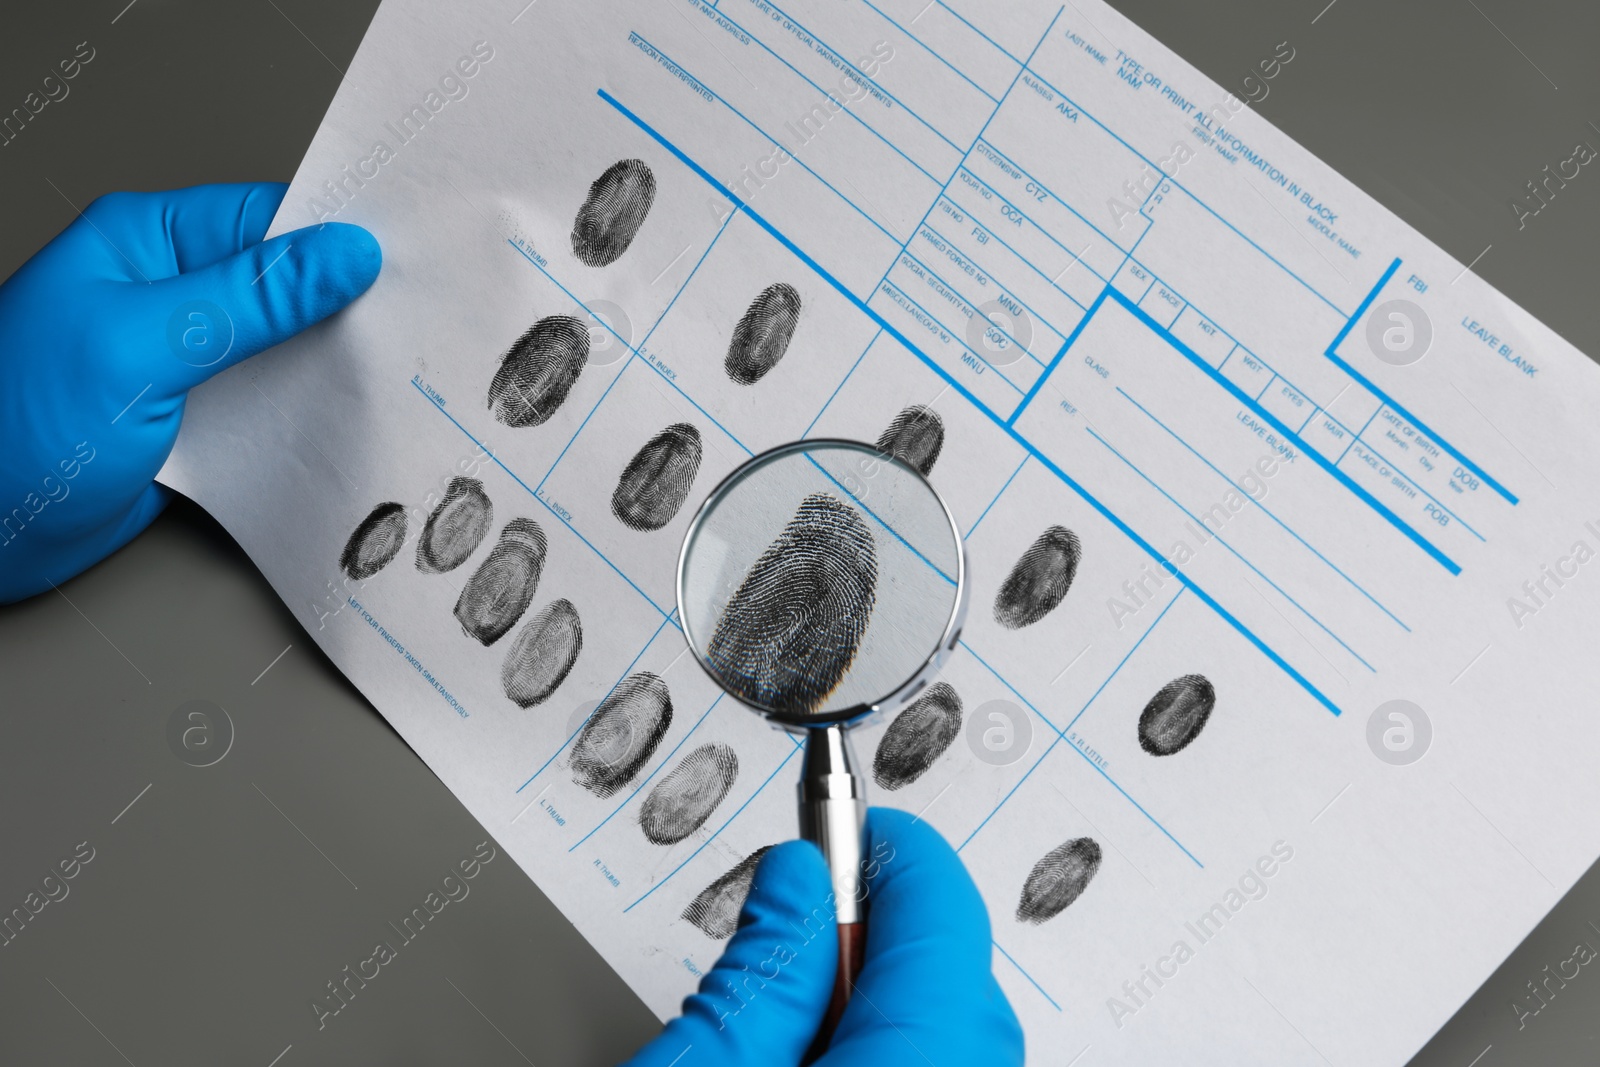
[705,493,877,718]
[611,423,703,532]
[570,158,656,267]
[415,477,493,574]
[994,526,1082,630]
[501,599,583,708]
[340,502,407,580]
[872,681,963,791]
[487,316,590,429]
[1017,837,1102,924]
[724,283,802,385]
[639,742,739,846]
[1138,674,1215,757]
[682,845,773,939]
[570,672,673,798]
[876,405,945,476]
[454,519,547,645]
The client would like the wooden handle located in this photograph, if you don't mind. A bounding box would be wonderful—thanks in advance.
[802,920,866,1064]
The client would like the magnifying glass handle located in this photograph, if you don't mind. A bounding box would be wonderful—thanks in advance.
[798,725,867,1062]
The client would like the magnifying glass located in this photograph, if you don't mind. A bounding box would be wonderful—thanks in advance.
[677,438,968,1052]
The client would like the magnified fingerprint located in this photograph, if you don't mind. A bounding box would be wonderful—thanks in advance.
[415,477,493,574]
[611,423,703,532]
[876,405,945,476]
[994,526,1082,630]
[1138,674,1215,756]
[639,742,740,845]
[570,672,673,797]
[724,283,802,385]
[682,845,773,939]
[872,681,963,790]
[340,502,407,580]
[501,599,583,708]
[487,316,590,428]
[705,493,877,718]
[570,158,656,267]
[454,519,547,645]
[1017,837,1102,924]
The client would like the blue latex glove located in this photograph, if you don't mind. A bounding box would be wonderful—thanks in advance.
[625,808,1025,1066]
[0,182,381,602]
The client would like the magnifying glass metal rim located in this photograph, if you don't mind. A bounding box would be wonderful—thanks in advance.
[675,437,969,731]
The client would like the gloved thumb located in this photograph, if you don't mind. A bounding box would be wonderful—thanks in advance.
[142,221,381,392]
[624,841,839,1066]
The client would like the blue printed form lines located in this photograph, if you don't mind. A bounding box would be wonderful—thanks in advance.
[956,589,1205,869]
[891,250,1056,370]
[856,0,1003,103]
[681,0,948,184]
[734,0,966,153]
[595,85,1344,723]
[994,938,1062,1011]
[874,277,1028,395]
[1013,65,1348,318]
[967,140,1138,258]
[1086,252,1514,536]
[920,214,1091,317]
[966,456,1029,539]
[1114,385,1410,631]
[865,7,1067,301]
[1355,439,1486,543]
[1326,257,1517,505]
[1003,254,1486,577]
[801,328,882,439]
[1007,288,1107,427]
[1085,426,1377,674]
[1102,288,1464,576]
[629,33,915,245]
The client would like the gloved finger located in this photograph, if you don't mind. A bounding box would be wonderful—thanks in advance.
[155,182,289,274]
[62,184,288,282]
[139,221,381,393]
[624,841,839,1067]
[818,808,1024,1065]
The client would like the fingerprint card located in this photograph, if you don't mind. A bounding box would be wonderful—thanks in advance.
[161,0,1600,1062]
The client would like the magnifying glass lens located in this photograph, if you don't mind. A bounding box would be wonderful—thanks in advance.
[678,441,963,725]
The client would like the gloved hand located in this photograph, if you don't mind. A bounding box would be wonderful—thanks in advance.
[0,182,381,602]
[624,807,1025,1066]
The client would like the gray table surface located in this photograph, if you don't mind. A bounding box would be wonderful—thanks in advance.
[2,1,1597,1063]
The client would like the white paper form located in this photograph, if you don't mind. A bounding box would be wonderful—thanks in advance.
[159,0,1600,1062]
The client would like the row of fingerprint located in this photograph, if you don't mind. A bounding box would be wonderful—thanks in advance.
[615,430,1094,640]
[342,407,945,578]
[607,404,947,536]
[566,667,1215,936]
[621,429,1091,637]
[875,675,1217,784]
[681,831,1107,934]
[485,281,803,430]
[338,483,583,709]
[681,835,1106,939]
